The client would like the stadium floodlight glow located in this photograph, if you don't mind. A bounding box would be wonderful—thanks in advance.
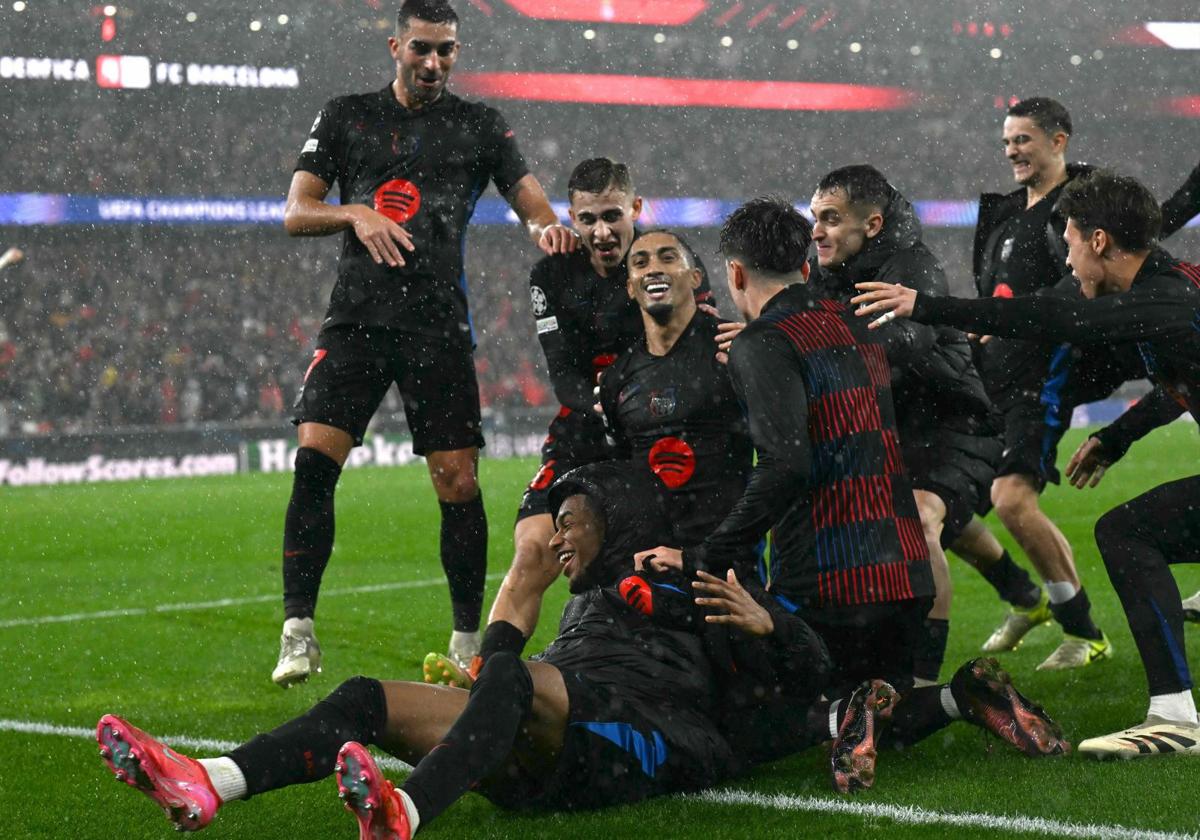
[990,47,1002,58]
[501,0,707,26]
[653,32,665,44]
[1144,22,1200,49]
[1070,54,1082,65]
[185,11,197,22]
[849,41,862,53]
[12,1,26,10]
[583,28,595,40]
[787,39,798,50]
[720,35,733,47]
[104,5,117,16]
[277,14,288,25]
[249,19,262,31]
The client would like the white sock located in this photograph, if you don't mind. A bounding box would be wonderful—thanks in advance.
[449,630,480,656]
[1147,690,1199,725]
[828,700,841,739]
[940,686,962,720]
[1045,581,1077,605]
[398,788,421,835]
[283,617,314,637]
[198,757,247,802]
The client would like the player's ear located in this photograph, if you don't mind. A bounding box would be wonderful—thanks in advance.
[865,211,884,239]
[801,261,811,281]
[1092,228,1109,257]
[567,205,578,225]
[630,196,644,221]
[689,268,701,289]
[387,36,402,60]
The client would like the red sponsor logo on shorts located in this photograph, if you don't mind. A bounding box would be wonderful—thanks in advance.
[302,349,327,383]
[648,437,695,489]
[373,178,422,224]
[529,459,557,491]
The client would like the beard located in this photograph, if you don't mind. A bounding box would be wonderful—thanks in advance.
[645,302,674,324]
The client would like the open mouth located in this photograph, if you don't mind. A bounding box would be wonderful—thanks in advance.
[416,76,441,89]
[1011,160,1031,175]
[557,549,576,576]
[593,241,619,259]
[642,280,671,301]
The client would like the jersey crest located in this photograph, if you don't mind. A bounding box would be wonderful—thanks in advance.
[530,285,548,316]
[648,388,678,419]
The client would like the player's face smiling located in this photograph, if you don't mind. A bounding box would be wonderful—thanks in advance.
[627,233,699,323]
[389,18,459,107]
[549,495,605,594]
[1002,116,1062,188]
[810,189,870,269]
[569,188,642,276]
[1064,218,1107,298]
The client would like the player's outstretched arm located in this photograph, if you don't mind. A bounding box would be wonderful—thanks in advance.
[505,174,579,256]
[283,171,415,267]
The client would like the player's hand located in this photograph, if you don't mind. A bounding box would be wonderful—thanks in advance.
[633,546,683,573]
[1066,437,1114,488]
[693,569,774,637]
[968,333,993,345]
[851,281,918,328]
[0,247,24,269]
[538,223,580,256]
[349,206,415,268]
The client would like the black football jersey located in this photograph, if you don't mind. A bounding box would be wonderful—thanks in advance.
[530,245,714,462]
[296,85,529,341]
[599,312,752,545]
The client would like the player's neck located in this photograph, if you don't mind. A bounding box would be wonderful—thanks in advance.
[391,78,443,111]
[1025,164,1068,208]
[643,309,693,356]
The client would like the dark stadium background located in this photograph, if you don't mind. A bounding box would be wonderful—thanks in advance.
[1,0,1197,447]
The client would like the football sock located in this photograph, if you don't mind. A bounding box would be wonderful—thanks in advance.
[198,757,246,802]
[979,550,1041,609]
[439,494,488,633]
[883,685,953,748]
[402,652,533,826]
[940,685,963,720]
[479,620,527,663]
[228,676,386,797]
[1048,587,1103,640]
[1148,691,1199,725]
[397,789,421,835]
[282,447,341,620]
[1045,580,1077,604]
[912,618,950,684]
[283,616,314,638]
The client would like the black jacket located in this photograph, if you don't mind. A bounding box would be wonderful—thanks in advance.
[810,185,992,428]
[1162,160,1200,239]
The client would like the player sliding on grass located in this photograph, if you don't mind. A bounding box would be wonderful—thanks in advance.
[853,170,1200,759]
[98,462,883,835]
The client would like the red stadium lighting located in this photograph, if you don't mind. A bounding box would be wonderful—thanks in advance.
[455,71,918,111]
[101,17,116,41]
[501,0,707,26]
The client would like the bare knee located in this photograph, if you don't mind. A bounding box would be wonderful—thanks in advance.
[428,454,480,503]
[991,475,1038,526]
[914,490,946,545]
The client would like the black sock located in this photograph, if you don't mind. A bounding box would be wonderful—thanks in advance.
[883,685,953,749]
[402,652,533,826]
[228,676,386,798]
[282,447,342,620]
[479,620,527,663]
[1049,587,1102,640]
[979,550,1041,609]
[912,618,950,684]
[440,494,488,632]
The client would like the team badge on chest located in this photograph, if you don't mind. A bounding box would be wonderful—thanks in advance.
[648,388,677,418]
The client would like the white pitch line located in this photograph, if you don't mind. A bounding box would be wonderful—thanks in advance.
[4,717,1196,839]
[691,790,1200,840]
[0,573,504,629]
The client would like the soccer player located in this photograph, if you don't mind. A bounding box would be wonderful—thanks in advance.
[272,0,578,686]
[853,169,1200,758]
[96,461,847,835]
[807,165,1007,685]
[598,229,753,545]
[430,161,714,684]
[968,97,1114,668]
[637,197,1069,759]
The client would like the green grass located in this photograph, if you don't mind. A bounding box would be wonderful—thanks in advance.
[2,426,1199,839]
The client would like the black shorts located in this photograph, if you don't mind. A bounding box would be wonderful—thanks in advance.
[515,409,610,524]
[292,325,483,455]
[483,669,730,812]
[994,394,1067,490]
[902,429,1002,548]
[803,597,933,698]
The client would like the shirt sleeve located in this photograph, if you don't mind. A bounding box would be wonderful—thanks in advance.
[1161,161,1200,240]
[687,325,812,574]
[485,107,530,196]
[597,359,632,459]
[294,100,342,185]
[870,248,942,369]
[1092,385,1186,462]
[912,283,1196,346]
[530,259,595,413]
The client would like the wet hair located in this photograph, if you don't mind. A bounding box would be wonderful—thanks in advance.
[567,158,634,199]
[1007,97,1072,138]
[631,228,697,268]
[1055,170,1161,252]
[719,196,813,279]
[397,0,458,32]
[815,164,892,218]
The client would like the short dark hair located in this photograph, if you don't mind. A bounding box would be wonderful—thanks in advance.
[567,158,633,199]
[719,196,812,278]
[815,164,892,217]
[632,229,697,268]
[1055,170,1161,252]
[397,0,458,32]
[1007,97,1072,137]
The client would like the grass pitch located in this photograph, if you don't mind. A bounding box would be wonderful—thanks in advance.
[2,426,1199,839]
